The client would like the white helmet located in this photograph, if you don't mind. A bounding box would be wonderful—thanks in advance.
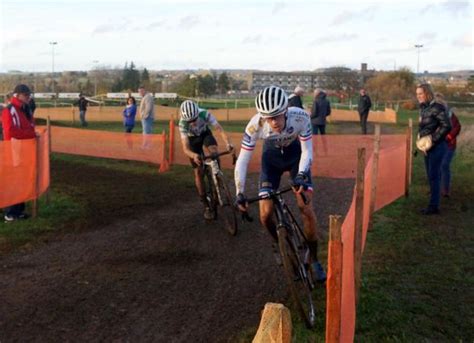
[180,100,199,121]
[255,86,288,118]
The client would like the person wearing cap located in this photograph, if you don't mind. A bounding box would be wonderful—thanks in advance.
[288,86,305,109]
[1,84,36,222]
[75,93,89,127]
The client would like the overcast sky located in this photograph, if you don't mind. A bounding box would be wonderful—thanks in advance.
[0,0,472,73]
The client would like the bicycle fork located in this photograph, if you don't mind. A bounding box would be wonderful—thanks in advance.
[206,160,225,206]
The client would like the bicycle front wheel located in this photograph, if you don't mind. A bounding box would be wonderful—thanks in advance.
[278,227,316,328]
[216,173,238,236]
[204,168,217,220]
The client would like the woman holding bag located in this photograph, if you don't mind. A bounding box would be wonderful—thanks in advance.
[415,84,451,215]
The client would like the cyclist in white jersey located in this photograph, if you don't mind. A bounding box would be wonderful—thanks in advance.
[179,100,233,220]
[234,86,326,281]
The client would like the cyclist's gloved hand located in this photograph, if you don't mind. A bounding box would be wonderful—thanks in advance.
[235,193,248,212]
[292,173,309,192]
[226,143,234,152]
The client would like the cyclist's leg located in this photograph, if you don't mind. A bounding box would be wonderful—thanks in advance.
[202,131,219,165]
[290,164,321,258]
[259,149,283,242]
[188,135,207,204]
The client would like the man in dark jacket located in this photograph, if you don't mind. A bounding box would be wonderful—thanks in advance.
[311,89,331,135]
[75,93,89,127]
[288,86,304,109]
[357,88,372,134]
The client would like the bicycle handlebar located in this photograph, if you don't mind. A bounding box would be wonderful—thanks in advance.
[201,149,237,165]
[241,186,309,223]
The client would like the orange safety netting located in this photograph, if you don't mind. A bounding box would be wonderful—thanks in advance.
[49,126,168,171]
[0,128,50,208]
[35,106,397,123]
[169,120,406,179]
[338,143,407,342]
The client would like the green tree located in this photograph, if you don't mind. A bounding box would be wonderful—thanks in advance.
[171,74,197,97]
[141,68,150,89]
[197,74,216,97]
[217,72,231,95]
[365,68,416,103]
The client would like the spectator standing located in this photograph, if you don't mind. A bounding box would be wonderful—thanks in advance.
[310,89,331,135]
[122,96,137,133]
[434,93,462,198]
[1,84,36,222]
[416,84,451,215]
[75,93,89,127]
[357,88,372,134]
[288,86,305,109]
[29,95,37,116]
[138,86,155,134]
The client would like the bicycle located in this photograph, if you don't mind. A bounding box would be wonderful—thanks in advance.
[243,186,316,328]
[200,150,238,236]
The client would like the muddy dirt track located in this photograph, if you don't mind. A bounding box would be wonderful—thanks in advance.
[0,158,354,342]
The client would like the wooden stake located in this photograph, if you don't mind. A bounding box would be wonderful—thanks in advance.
[31,135,41,218]
[405,119,413,197]
[168,120,175,165]
[45,116,52,204]
[326,215,343,343]
[368,125,381,231]
[354,147,365,306]
[408,118,413,186]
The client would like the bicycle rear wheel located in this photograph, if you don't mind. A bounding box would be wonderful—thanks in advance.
[278,227,316,328]
[216,173,238,236]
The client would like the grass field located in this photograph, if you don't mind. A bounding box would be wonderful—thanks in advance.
[1,110,473,341]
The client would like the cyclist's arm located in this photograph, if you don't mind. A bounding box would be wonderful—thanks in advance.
[180,135,200,162]
[234,117,259,195]
[298,120,313,175]
[208,112,232,149]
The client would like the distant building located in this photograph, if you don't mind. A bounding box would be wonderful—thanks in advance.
[250,64,375,93]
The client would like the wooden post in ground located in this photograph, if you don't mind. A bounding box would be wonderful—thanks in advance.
[354,147,366,306]
[31,135,41,218]
[408,118,413,186]
[368,125,381,231]
[405,118,413,197]
[326,215,343,343]
[168,120,175,165]
[45,116,52,204]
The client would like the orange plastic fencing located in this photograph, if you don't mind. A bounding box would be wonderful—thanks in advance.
[169,120,405,179]
[35,106,397,123]
[337,143,407,342]
[327,108,397,124]
[0,128,50,208]
[49,126,169,171]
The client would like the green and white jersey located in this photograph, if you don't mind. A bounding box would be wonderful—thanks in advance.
[179,109,218,138]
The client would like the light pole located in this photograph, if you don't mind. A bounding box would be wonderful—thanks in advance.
[49,41,58,95]
[92,60,99,96]
[414,44,423,75]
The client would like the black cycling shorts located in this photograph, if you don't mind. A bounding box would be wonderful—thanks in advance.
[188,130,218,168]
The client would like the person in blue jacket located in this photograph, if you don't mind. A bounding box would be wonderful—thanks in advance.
[123,96,137,132]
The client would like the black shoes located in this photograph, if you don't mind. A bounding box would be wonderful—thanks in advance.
[420,207,440,215]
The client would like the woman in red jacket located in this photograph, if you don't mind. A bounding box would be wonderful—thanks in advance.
[441,109,461,197]
[1,84,36,222]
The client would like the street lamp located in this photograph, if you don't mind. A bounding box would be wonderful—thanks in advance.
[414,44,423,75]
[92,60,99,96]
[49,41,58,95]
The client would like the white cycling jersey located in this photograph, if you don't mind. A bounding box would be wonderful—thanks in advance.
[234,107,313,194]
[179,109,218,138]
